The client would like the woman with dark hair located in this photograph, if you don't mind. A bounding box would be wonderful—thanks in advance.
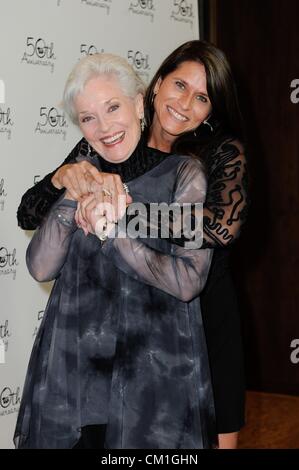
[143,41,248,449]
[144,40,244,146]
[17,40,249,448]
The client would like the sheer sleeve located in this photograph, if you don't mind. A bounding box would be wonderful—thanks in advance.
[201,138,249,248]
[17,138,85,230]
[26,197,77,282]
[101,158,213,302]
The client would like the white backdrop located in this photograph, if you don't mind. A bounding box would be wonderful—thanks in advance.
[0,0,200,448]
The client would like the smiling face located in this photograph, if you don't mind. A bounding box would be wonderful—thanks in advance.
[151,61,212,148]
[75,74,144,163]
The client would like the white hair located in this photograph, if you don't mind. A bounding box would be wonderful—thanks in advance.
[63,53,146,124]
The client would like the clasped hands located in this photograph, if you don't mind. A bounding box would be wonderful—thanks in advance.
[52,160,132,239]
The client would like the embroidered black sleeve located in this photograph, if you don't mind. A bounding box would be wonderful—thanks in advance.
[201,138,249,248]
[17,138,85,230]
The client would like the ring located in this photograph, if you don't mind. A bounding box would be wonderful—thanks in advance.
[102,187,113,197]
[123,183,129,194]
[95,217,108,242]
[98,231,108,241]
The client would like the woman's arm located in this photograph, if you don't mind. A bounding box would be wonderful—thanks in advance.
[101,158,213,302]
[201,138,249,248]
[17,138,129,230]
[26,197,78,282]
[17,139,85,230]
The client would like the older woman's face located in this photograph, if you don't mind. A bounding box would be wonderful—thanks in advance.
[153,61,212,139]
[75,75,143,163]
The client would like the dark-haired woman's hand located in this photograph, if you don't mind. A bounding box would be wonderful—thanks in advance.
[51,161,104,200]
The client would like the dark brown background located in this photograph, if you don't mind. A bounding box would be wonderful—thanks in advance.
[203,0,299,395]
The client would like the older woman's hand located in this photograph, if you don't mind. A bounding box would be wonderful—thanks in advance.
[76,174,131,229]
[90,174,132,221]
[75,194,116,239]
[76,182,131,236]
[75,194,97,236]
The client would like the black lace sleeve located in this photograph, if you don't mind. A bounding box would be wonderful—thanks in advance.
[17,138,85,230]
[201,138,249,248]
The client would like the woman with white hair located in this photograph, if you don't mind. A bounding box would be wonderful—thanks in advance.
[14,53,216,449]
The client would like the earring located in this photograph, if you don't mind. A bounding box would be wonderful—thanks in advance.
[203,119,214,132]
[151,93,156,105]
[141,117,146,132]
[87,143,91,157]
[194,130,197,137]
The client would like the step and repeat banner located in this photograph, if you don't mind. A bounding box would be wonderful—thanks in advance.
[0,0,201,449]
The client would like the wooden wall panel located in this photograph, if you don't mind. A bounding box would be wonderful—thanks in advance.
[207,0,299,394]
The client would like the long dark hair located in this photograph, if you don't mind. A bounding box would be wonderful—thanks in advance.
[144,40,244,157]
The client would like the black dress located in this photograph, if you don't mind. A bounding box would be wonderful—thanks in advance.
[14,141,216,449]
[200,138,248,433]
[17,136,249,434]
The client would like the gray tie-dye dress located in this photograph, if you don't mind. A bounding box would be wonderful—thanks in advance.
[14,143,216,449]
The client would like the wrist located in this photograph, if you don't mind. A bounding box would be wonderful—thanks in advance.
[95,216,116,242]
[51,171,63,190]
[64,190,76,201]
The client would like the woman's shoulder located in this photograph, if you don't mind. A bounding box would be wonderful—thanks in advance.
[173,155,207,193]
[213,134,245,157]
[162,154,206,183]
[205,134,246,173]
[175,153,205,172]
[148,152,204,172]
[132,153,205,188]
